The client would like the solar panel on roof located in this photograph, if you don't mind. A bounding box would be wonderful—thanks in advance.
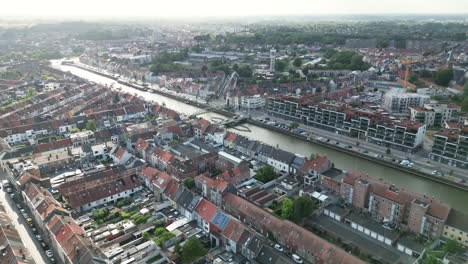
[212,211,230,230]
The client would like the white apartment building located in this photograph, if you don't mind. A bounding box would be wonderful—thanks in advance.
[382,93,430,113]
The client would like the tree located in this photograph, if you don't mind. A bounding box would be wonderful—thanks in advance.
[86,119,97,132]
[408,74,419,84]
[201,65,208,72]
[181,237,208,264]
[316,87,322,93]
[275,60,288,72]
[421,69,432,78]
[237,65,253,78]
[443,239,465,254]
[461,97,468,112]
[356,141,360,147]
[290,122,299,129]
[183,178,195,190]
[281,198,294,220]
[293,196,317,220]
[293,58,303,67]
[309,153,316,160]
[435,69,453,87]
[27,87,35,97]
[254,165,278,183]
[386,148,391,155]
[464,82,468,95]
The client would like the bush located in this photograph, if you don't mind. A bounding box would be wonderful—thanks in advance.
[134,215,151,225]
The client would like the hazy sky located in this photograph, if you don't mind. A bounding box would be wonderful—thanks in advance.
[1,0,467,18]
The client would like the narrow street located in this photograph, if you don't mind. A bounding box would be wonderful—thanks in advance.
[0,173,48,264]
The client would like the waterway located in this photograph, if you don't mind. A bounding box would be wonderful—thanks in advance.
[53,62,468,211]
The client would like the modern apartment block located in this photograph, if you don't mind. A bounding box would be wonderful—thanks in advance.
[267,97,426,152]
[382,93,430,114]
[430,124,467,169]
[340,172,451,239]
[410,104,461,127]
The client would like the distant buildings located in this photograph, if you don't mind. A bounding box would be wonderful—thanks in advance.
[382,93,430,114]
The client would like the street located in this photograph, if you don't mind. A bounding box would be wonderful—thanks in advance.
[0,174,48,264]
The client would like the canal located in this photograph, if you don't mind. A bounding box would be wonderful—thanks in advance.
[53,62,468,211]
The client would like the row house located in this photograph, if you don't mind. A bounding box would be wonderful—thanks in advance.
[0,202,36,264]
[299,155,333,187]
[194,173,236,206]
[339,172,451,239]
[222,193,365,264]
[22,183,108,264]
[149,147,175,171]
[58,166,144,212]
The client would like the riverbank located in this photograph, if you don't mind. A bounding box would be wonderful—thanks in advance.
[250,119,468,191]
[59,62,468,192]
[62,62,237,118]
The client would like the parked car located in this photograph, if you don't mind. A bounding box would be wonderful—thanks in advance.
[292,254,303,263]
[40,242,48,250]
[6,188,13,193]
[274,244,284,252]
[35,234,43,242]
[16,203,22,209]
[45,250,54,258]
[49,257,57,264]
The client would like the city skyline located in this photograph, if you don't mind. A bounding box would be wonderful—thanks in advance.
[1,0,468,19]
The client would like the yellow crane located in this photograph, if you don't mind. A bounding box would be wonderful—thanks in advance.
[399,57,437,92]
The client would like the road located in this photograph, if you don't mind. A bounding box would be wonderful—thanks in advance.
[0,173,48,264]
[247,109,468,182]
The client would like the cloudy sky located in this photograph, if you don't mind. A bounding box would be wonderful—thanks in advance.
[1,0,467,18]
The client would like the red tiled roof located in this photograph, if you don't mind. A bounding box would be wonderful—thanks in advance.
[195,199,217,222]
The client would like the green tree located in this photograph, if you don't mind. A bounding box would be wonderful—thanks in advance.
[421,69,432,78]
[309,153,316,160]
[181,237,208,264]
[435,69,453,87]
[27,87,35,97]
[86,119,97,132]
[183,178,195,189]
[386,148,391,155]
[443,239,465,254]
[356,141,360,147]
[254,165,278,183]
[461,97,468,112]
[275,60,288,72]
[237,65,253,78]
[201,65,208,72]
[316,87,322,93]
[408,74,419,84]
[293,196,317,220]
[293,58,303,67]
[290,122,299,129]
[281,198,295,220]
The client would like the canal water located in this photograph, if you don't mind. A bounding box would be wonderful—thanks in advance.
[54,62,468,211]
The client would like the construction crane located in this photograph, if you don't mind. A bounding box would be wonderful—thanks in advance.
[399,57,437,92]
